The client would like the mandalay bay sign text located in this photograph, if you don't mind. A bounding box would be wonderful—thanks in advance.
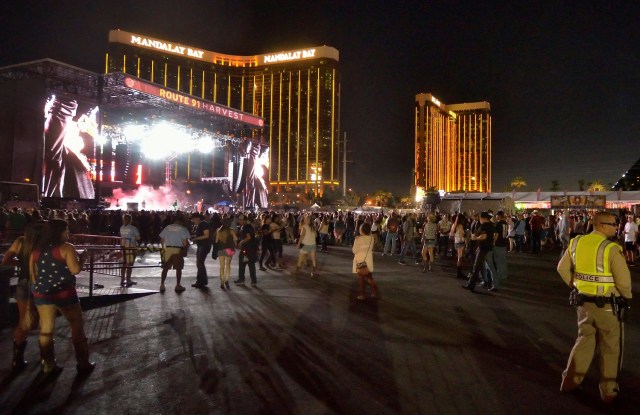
[123,77,264,127]
[130,35,205,59]
[263,49,316,64]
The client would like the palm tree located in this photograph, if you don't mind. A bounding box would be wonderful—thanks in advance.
[371,190,393,207]
[550,180,560,191]
[588,180,606,192]
[399,196,413,207]
[344,191,360,206]
[510,176,527,190]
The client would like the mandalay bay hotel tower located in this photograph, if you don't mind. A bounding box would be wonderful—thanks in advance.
[415,93,491,195]
[106,30,340,195]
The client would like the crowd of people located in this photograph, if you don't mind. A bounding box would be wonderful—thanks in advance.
[0,205,634,402]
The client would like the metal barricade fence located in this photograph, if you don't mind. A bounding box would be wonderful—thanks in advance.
[79,245,164,297]
[1,232,165,298]
[68,235,164,297]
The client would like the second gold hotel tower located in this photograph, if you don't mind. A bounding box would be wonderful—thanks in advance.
[106,30,340,195]
[415,93,491,193]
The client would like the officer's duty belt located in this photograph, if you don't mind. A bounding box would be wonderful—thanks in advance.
[576,294,608,308]
[573,272,615,283]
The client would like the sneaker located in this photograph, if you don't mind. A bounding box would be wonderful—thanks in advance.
[225,282,230,290]
[398,261,406,265]
[259,266,267,271]
[421,266,426,273]
[191,283,205,288]
[234,280,245,285]
[414,260,421,265]
[220,284,225,290]
[174,285,186,293]
[159,284,166,293]
[251,282,257,287]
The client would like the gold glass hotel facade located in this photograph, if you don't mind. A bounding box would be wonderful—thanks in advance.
[106,30,340,195]
[415,93,491,193]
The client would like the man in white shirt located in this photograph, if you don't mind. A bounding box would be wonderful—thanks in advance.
[437,214,452,257]
[623,214,638,265]
[120,214,141,287]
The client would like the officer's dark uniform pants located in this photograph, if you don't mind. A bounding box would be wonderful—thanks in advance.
[561,302,620,399]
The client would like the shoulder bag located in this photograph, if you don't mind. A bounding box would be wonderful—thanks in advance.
[356,237,373,276]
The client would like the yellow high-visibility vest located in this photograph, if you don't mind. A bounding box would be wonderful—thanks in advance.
[569,233,619,296]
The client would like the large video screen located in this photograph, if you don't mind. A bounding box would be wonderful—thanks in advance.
[42,94,98,199]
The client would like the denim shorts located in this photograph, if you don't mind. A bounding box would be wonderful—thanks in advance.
[423,239,436,248]
[301,244,316,253]
[32,285,79,307]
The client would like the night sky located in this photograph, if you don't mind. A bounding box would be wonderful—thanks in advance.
[2,0,639,194]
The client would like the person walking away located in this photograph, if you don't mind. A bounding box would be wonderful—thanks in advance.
[437,214,452,257]
[285,213,296,244]
[398,213,419,265]
[295,215,318,277]
[352,223,378,300]
[334,214,346,246]
[513,214,526,253]
[2,221,45,371]
[345,213,355,246]
[451,213,468,279]
[159,215,190,293]
[258,215,277,270]
[623,214,637,266]
[119,213,141,287]
[484,211,508,291]
[421,214,437,272]
[462,212,494,292]
[29,219,95,375]
[215,218,238,290]
[190,213,212,288]
[529,210,545,253]
[318,216,330,251]
[382,212,399,256]
[557,210,571,258]
[557,212,632,403]
[271,214,284,269]
[235,215,258,286]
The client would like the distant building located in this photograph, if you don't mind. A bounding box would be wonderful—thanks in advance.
[415,93,491,193]
[107,30,340,195]
[612,158,640,190]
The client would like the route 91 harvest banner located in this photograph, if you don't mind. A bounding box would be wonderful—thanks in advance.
[123,76,264,128]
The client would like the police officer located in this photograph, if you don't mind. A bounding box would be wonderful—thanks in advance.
[557,211,632,403]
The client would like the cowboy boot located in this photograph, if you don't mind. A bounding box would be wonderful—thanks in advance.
[12,340,28,371]
[39,339,62,374]
[74,338,95,375]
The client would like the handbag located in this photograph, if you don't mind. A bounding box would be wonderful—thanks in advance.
[356,237,373,276]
